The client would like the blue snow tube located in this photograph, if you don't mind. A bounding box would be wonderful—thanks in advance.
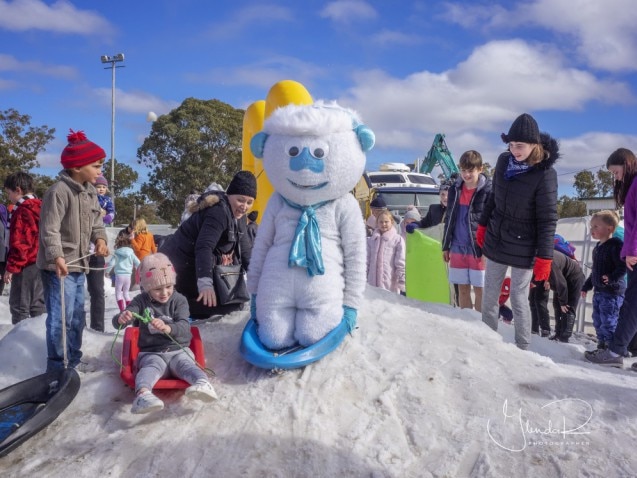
[240,318,350,370]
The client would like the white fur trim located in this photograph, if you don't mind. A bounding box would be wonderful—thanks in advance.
[263,100,362,136]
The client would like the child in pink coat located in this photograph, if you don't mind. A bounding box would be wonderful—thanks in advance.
[367,210,406,293]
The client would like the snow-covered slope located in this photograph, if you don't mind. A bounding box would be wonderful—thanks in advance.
[0,285,636,477]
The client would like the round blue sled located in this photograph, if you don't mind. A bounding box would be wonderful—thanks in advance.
[240,318,351,370]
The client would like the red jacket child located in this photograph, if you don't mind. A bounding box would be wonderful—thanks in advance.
[6,196,41,274]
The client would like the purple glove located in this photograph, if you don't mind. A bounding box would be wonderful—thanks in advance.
[406,222,419,234]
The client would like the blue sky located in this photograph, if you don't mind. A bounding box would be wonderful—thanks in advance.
[1,0,636,196]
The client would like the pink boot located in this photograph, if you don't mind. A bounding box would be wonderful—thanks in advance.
[117,299,126,312]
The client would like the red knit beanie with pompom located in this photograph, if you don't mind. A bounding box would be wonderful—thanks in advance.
[61,129,106,169]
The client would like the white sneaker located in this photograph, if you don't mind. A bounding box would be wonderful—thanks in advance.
[131,391,164,414]
[185,380,218,402]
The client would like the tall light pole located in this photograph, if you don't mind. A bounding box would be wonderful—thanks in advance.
[100,53,125,212]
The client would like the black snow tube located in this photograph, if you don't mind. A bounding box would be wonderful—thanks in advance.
[0,368,81,458]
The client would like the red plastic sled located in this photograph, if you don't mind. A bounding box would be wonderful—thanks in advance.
[119,326,206,390]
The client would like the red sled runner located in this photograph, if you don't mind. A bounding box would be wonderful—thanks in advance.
[119,326,206,390]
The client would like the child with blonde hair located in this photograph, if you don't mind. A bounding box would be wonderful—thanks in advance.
[367,210,405,294]
[130,217,157,261]
[581,210,626,350]
[108,230,141,312]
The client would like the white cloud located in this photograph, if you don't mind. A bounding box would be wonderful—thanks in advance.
[186,56,326,90]
[320,0,378,23]
[555,132,637,192]
[93,88,179,116]
[527,0,637,71]
[442,0,637,72]
[440,3,509,29]
[0,78,16,90]
[0,0,113,35]
[341,39,631,151]
[0,53,77,79]
[204,4,294,38]
[370,29,422,46]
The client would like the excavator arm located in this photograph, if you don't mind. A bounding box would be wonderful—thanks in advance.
[420,133,459,179]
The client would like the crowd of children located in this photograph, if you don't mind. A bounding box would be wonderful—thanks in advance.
[385,114,634,366]
[0,113,635,410]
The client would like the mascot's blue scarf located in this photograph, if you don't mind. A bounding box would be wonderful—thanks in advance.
[504,154,532,180]
[282,197,331,277]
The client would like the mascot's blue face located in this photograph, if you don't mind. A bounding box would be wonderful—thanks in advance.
[251,104,374,206]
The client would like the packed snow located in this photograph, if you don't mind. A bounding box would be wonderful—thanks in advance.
[0,243,636,476]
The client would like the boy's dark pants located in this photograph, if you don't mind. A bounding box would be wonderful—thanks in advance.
[9,263,45,324]
[529,282,550,333]
[552,274,585,341]
[86,255,105,332]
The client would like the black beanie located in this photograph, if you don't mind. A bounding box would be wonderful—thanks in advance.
[501,113,540,144]
[226,171,257,198]
[370,196,387,208]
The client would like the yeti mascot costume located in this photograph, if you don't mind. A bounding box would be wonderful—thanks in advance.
[248,101,374,350]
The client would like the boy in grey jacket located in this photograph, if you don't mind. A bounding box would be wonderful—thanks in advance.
[37,130,109,372]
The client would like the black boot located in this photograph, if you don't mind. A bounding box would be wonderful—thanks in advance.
[559,310,576,343]
[549,314,563,341]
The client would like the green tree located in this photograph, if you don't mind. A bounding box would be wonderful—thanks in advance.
[102,159,139,198]
[137,98,244,226]
[557,195,586,218]
[573,170,597,198]
[596,168,614,197]
[0,108,55,182]
[481,162,494,178]
[31,173,56,198]
[115,192,162,226]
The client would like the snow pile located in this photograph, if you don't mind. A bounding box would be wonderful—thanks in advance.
[0,283,636,477]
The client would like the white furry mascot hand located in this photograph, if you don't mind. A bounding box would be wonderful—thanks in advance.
[247,101,374,349]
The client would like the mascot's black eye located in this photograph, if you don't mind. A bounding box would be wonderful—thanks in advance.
[288,146,300,157]
[313,148,325,159]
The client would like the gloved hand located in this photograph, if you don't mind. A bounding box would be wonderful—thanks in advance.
[476,224,487,248]
[533,257,552,282]
[250,294,257,321]
[343,306,358,333]
[406,222,419,234]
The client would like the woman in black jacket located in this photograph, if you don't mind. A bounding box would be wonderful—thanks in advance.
[476,113,559,350]
[159,171,257,320]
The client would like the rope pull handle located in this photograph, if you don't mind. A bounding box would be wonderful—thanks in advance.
[131,308,153,324]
